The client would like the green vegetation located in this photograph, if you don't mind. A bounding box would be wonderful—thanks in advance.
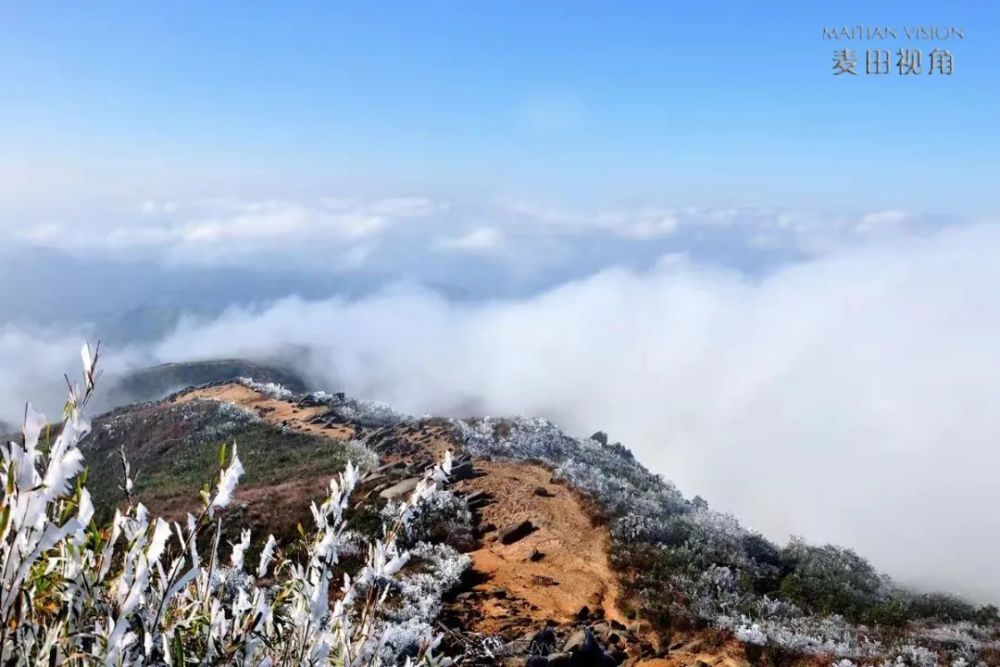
[78,398,372,522]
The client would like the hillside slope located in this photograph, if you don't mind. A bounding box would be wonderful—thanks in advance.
[77,376,1000,667]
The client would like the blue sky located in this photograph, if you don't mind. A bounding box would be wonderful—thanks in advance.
[2,1,997,217]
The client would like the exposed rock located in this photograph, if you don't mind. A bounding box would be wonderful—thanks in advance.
[488,586,509,599]
[576,605,591,621]
[499,519,536,544]
[464,490,493,508]
[563,627,614,665]
[378,477,421,500]
[563,629,589,653]
[590,621,610,641]
[528,627,557,656]
[450,461,476,481]
[533,486,555,498]
[548,652,573,667]
[590,431,609,446]
[528,548,545,562]
[546,653,572,667]
[372,460,407,475]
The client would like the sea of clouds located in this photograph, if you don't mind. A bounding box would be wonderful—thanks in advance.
[2,220,999,604]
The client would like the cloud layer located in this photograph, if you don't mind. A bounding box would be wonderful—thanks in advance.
[145,222,1000,602]
[2,217,998,604]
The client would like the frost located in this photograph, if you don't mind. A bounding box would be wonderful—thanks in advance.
[0,352,457,666]
[735,623,767,646]
[237,376,295,399]
[450,414,1000,664]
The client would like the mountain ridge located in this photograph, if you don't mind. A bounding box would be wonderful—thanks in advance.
[61,365,1000,666]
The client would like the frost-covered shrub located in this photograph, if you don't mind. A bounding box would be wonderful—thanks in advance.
[196,401,263,440]
[778,539,894,622]
[238,376,295,400]
[384,488,473,551]
[329,397,410,429]
[735,623,768,645]
[450,410,1000,664]
[376,543,470,664]
[342,438,381,472]
[0,346,457,666]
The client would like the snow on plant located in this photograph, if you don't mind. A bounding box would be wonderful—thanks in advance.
[1,346,459,665]
[238,377,295,400]
[326,398,410,429]
[375,542,470,664]
[382,488,472,548]
[451,413,1000,664]
[734,623,768,646]
[342,439,380,473]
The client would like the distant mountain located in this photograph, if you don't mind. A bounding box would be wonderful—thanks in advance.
[100,359,309,409]
[75,371,1000,666]
[0,247,465,345]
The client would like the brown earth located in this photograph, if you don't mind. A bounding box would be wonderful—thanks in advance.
[170,382,357,441]
[451,460,626,632]
[168,382,748,666]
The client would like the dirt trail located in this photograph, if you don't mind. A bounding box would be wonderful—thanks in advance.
[452,460,626,633]
[170,383,357,441]
[175,383,628,626]
[171,382,748,666]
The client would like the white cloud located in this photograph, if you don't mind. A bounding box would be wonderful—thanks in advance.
[501,200,682,240]
[596,209,680,240]
[434,227,505,253]
[856,209,910,233]
[21,223,63,243]
[17,197,447,269]
[148,222,1000,603]
[501,200,928,247]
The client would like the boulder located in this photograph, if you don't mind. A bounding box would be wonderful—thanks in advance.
[378,477,421,500]
[563,627,615,666]
[563,629,589,653]
[546,653,572,667]
[449,461,476,481]
[590,621,610,641]
[590,431,609,446]
[499,520,535,544]
[529,628,557,656]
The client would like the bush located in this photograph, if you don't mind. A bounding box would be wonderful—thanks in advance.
[0,346,461,665]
